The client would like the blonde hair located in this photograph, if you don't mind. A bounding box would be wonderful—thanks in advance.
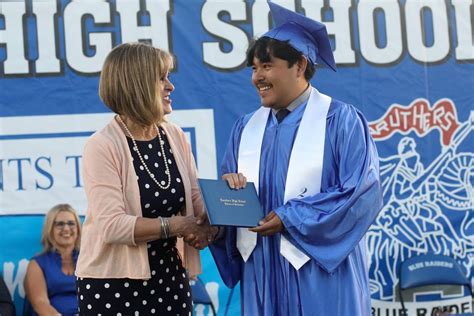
[99,42,174,127]
[41,204,81,253]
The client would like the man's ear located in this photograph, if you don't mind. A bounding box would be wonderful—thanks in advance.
[297,57,308,77]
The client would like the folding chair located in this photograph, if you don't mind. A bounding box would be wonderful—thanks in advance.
[398,253,472,316]
[191,277,216,316]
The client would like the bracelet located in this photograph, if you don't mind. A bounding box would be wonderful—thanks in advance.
[159,217,169,239]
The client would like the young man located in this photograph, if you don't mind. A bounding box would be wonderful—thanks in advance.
[209,2,383,315]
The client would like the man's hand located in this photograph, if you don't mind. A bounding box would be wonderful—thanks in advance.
[222,173,247,189]
[249,210,283,236]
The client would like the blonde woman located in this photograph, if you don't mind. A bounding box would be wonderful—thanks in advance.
[75,43,213,315]
[24,204,81,316]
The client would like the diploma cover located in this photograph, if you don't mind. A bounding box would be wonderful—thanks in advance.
[198,179,264,227]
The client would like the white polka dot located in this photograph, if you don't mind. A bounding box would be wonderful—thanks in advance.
[158,297,163,303]
[154,191,159,197]
[124,282,130,287]
[174,295,178,300]
[187,291,191,297]
[117,313,122,316]
[167,207,172,211]
[179,283,183,289]
[87,304,92,310]
[166,267,169,273]
[179,197,184,202]
[151,209,157,213]
[80,295,84,300]
[183,303,187,308]
[159,279,163,284]
[166,287,170,292]
[133,291,138,296]
[176,178,181,182]
[151,251,156,256]
[158,152,162,157]
[151,309,156,314]
[151,270,156,276]
[145,203,150,208]
[86,284,91,289]
[150,289,155,294]
[140,165,144,170]
[104,283,110,288]
[168,159,172,164]
[106,303,111,309]
[167,306,172,311]
[162,199,167,205]
[148,144,153,149]
[182,273,187,278]
[160,140,165,145]
[171,257,174,262]
[165,170,169,175]
[144,154,149,160]
[115,293,120,298]
[176,265,179,270]
[154,162,159,168]
[151,173,155,178]
[172,276,175,281]
[135,312,139,316]
[143,281,148,286]
[95,293,100,299]
[161,180,166,185]
[147,244,151,248]
[159,259,164,265]
[133,146,137,151]
[171,188,176,193]
[145,183,150,189]
[125,302,130,307]
[163,242,168,247]
[142,300,147,305]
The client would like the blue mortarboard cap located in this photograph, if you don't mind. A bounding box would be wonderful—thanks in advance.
[263,1,337,71]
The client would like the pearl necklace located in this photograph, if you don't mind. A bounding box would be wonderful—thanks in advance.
[117,116,171,190]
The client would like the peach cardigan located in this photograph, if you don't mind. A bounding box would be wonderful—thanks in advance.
[76,117,203,279]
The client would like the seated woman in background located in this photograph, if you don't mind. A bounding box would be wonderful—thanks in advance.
[24,204,81,316]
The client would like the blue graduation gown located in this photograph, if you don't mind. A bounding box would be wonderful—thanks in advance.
[210,98,383,315]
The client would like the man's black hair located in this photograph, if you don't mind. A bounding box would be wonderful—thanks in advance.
[246,37,316,81]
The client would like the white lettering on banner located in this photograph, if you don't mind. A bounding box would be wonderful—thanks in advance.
[303,0,355,64]
[1,0,474,75]
[3,260,27,299]
[358,0,403,64]
[0,1,28,74]
[371,297,473,316]
[116,0,171,48]
[405,0,450,63]
[0,110,217,215]
[33,0,61,74]
[64,0,112,74]
[202,0,249,69]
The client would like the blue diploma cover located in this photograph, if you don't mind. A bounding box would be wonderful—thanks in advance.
[198,179,264,227]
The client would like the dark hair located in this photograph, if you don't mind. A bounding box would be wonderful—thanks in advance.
[246,37,316,81]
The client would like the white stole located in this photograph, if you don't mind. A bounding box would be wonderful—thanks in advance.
[237,88,331,270]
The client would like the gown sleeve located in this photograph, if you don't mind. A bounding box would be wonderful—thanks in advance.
[274,104,383,273]
[208,117,246,288]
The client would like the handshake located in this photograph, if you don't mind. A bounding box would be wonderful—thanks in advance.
[171,213,219,250]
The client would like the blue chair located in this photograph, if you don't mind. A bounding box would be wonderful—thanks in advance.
[398,253,472,315]
[191,277,216,316]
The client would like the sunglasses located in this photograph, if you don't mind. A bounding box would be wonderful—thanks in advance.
[53,220,77,229]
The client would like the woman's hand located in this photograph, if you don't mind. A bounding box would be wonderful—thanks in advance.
[170,214,211,249]
[222,173,247,189]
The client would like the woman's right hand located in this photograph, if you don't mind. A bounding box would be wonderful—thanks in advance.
[222,173,247,190]
[170,215,211,249]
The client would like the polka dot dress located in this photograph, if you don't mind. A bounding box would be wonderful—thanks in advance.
[77,127,193,315]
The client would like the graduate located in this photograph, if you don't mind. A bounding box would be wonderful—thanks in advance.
[209,2,383,315]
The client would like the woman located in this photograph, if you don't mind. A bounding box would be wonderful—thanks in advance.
[24,204,81,316]
[75,42,213,315]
